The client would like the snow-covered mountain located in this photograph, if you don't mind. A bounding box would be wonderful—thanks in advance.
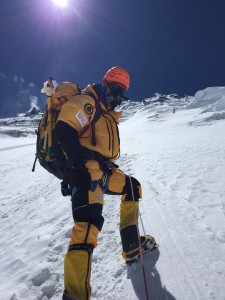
[0,93,192,137]
[0,87,225,300]
[0,73,42,118]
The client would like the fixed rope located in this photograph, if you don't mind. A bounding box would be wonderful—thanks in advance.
[125,155,150,300]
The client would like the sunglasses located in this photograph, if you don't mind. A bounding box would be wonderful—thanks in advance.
[104,83,128,108]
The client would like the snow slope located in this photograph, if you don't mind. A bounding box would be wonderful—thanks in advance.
[0,87,225,300]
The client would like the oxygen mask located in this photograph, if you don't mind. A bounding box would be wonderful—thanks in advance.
[105,83,127,109]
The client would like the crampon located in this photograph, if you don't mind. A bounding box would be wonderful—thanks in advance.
[122,235,158,265]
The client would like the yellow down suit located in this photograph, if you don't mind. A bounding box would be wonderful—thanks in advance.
[55,85,142,300]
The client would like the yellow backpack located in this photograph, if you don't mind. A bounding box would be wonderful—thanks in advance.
[32,79,81,179]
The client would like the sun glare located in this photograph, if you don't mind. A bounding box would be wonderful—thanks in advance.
[52,0,68,7]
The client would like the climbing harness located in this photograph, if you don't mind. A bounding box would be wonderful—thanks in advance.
[71,172,110,197]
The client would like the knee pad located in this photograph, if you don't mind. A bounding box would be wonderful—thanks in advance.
[121,176,142,201]
[72,203,104,232]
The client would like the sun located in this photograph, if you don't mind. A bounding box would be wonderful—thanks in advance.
[52,0,68,7]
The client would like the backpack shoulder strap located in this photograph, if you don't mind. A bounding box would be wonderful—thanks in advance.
[78,91,105,146]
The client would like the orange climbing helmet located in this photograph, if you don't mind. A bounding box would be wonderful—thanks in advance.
[102,66,130,90]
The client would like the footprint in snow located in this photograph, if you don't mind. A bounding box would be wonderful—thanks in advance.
[1,213,8,218]
[9,293,18,300]
[41,283,56,299]
[114,267,124,277]
[31,268,51,286]
[64,228,72,238]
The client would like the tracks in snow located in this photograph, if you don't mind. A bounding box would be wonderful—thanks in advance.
[0,144,72,300]
[140,177,223,300]
[0,142,35,152]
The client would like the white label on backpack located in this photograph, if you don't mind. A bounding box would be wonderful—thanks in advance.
[75,111,88,127]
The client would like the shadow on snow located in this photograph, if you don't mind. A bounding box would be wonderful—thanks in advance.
[127,248,176,300]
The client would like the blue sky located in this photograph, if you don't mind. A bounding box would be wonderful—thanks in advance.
[1,0,225,116]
